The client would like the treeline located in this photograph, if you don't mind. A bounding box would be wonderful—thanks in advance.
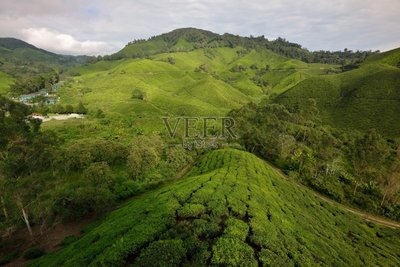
[229,99,400,219]
[0,97,193,241]
[104,28,376,65]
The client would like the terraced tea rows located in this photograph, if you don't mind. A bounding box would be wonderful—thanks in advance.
[29,149,400,266]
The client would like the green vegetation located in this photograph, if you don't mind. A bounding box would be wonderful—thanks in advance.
[0,97,192,239]
[275,48,400,137]
[29,149,400,266]
[1,28,399,266]
[230,100,400,219]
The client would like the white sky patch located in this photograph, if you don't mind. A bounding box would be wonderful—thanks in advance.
[20,28,116,55]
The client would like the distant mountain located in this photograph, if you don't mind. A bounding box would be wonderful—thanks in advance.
[0,37,89,79]
[114,28,375,65]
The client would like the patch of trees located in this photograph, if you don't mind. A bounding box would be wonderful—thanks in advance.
[0,99,193,242]
[194,64,209,73]
[49,101,87,114]
[229,100,400,219]
[230,64,247,72]
[131,88,147,100]
[10,71,59,95]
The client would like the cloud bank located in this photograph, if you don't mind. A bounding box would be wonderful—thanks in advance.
[0,0,398,55]
[20,28,114,55]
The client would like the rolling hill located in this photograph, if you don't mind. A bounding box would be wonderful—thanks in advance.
[52,44,338,136]
[275,48,400,137]
[29,149,400,266]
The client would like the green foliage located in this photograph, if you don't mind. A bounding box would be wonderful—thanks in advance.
[60,235,79,247]
[230,101,398,218]
[83,162,114,187]
[29,149,400,266]
[127,135,162,180]
[224,218,249,241]
[134,239,186,267]
[177,204,206,218]
[212,237,258,266]
[276,51,400,137]
[59,139,128,171]
[52,182,115,221]
[112,179,142,200]
[76,101,87,114]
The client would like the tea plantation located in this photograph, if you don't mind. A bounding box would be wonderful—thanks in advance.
[30,149,400,266]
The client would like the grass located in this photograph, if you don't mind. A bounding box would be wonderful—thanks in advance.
[29,149,400,266]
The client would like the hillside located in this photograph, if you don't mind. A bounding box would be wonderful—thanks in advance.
[29,149,400,266]
[275,48,400,137]
[51,45,338,136]
[0,38,88,82]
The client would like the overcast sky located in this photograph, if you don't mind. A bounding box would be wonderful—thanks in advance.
[0,0,399,55]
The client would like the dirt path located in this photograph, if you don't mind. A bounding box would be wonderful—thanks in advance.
[271,165,400,229]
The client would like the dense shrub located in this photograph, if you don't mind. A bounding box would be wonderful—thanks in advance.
[134,239,186,267]
[112,178,142,199]
[52,183,115,220]
[211,237,258,266]
[60,139,129,171]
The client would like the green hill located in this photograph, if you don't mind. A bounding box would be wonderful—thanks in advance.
[275,48,400,137]
[0,38,88,83]
[115,28,374,65]
[30,149,400,266]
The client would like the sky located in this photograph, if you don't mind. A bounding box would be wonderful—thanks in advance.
[0,0,399,55]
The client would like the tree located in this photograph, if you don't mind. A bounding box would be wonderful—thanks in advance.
[352,129,390,196]
[52,104,65,114]
[65,104,74,114]
[381,144,400,206]
[132,88,147,100]
[76,101,87,114]
[381,159,400,207]
[126,136,163,180]
[167,57,176,65]
[84,162,114,187]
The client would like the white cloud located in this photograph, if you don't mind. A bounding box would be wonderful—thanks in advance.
[20,28,117,55]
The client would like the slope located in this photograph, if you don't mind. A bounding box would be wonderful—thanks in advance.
[275,48,400,137]
[30,149,400,267]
